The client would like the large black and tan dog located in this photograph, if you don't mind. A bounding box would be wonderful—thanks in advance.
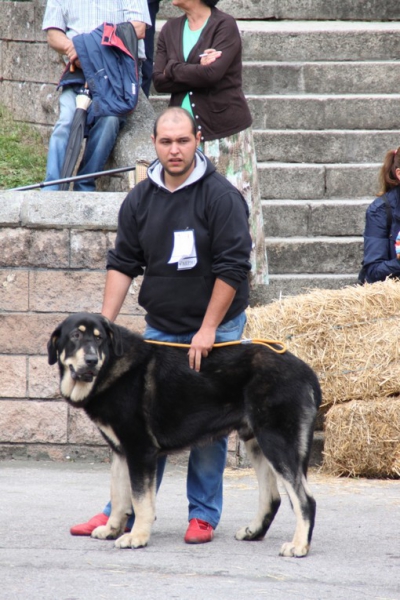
[48,312,321,557]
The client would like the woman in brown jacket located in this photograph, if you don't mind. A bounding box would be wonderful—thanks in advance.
[153,0,268,285]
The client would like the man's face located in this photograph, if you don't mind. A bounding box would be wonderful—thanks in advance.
[152,115,200,180]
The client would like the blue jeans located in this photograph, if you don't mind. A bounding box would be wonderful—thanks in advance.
[103,311,247,529]
[43,86,123,191]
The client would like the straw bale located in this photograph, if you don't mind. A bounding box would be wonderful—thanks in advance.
[245,279,400,407]
[322,398,400,478]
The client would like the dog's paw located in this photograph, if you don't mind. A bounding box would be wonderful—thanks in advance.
[114,532,148,549]
[235,525,264,541]
[279,541,309,557]
[91,524,119,540]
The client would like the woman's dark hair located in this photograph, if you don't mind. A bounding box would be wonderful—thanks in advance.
[379,147,400,194]
[202,0,220,7]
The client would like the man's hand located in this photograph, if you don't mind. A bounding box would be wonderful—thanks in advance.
[188,327,216,372]
[46,29,78,63]
[188,279,237,372]
[130,20,146,40]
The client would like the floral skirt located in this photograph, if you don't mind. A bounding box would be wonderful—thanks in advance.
[202,127,269,286]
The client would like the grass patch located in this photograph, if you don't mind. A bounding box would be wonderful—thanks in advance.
[0,105,47,190]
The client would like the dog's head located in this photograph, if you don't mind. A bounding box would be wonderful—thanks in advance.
[47,312,123,404]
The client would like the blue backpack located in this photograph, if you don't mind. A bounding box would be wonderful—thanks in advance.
[59,22,140,126]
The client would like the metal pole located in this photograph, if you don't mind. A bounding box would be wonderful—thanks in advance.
[7,165,137,192]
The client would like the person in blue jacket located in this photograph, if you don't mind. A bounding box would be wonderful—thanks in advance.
[362,147,400,283]
[42,0,151,191]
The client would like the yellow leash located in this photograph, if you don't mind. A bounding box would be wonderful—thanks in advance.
[145,338,287,355]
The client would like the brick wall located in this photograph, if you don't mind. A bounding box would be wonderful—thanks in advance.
[0,191,147,462]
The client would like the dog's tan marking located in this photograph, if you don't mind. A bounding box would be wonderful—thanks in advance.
[92,453,132,540]
[143,358,161,449]
[94,328,101,337]
[115,480,156,549]
[278,476,312,557]
[60,367,75,398]
[70,381,95,403]
[78,325,86,332]
[95,355,131,394]
[59,347,100,402]
[95,423,122,451]
[235,440,280,541]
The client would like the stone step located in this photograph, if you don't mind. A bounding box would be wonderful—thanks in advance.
[150,94,400,134]
[248,95,400,130]
[254,130,400,164]
[242,61,400,95]
[258,162,380,199]
[252,274,359,306]
[265,237,363,275]
[262,200,370,237]
[239,22,400,62]
[159,1,400,22]
[156,20,400,63]
[150,60,400,96]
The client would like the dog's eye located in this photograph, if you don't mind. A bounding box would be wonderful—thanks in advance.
[70,331,81,340]
[94,334,102,341]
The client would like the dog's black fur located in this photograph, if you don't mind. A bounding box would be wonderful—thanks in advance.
[48,312,321,556]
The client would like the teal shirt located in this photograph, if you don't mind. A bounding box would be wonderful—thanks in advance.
[182,18,208,116]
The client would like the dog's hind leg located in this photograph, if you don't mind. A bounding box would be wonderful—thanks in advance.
[92,452,132,540]
[277,472,316,558]
[235,438,281,542]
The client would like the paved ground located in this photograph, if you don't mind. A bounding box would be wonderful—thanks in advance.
[1,459,399,600]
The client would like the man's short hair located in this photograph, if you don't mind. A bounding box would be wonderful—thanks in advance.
[153,107,197,138]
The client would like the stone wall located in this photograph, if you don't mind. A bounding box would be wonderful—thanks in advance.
[0,191,141,461]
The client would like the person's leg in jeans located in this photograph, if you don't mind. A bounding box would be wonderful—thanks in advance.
[73,115,124,191]
[43,87,77,190]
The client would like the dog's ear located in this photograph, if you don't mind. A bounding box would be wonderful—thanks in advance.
[47,324,62,365]
[102,318,124,357]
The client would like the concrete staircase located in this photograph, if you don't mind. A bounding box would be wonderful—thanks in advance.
[155,1,400,304]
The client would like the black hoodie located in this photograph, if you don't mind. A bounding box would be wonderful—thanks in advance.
[107,152,252,333]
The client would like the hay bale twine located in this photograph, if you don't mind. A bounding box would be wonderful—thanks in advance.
[323,398,400,478]
[244,279,400,408]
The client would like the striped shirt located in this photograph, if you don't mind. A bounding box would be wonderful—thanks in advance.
[42,0,151,58]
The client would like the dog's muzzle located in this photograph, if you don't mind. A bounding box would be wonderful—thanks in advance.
[69,354,99,382]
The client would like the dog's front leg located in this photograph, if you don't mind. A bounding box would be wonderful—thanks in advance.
[92,452,132,540]
[114,475,156,549]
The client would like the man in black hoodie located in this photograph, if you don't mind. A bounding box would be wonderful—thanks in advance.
[71,107,252,544]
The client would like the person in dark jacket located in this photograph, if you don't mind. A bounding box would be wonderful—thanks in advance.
[70,107,252,544]
[42,0,151,191]
[141,0,161,97]
[362,147,400,283]
[152,0,268,285]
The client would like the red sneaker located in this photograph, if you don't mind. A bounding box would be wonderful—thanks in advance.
[184,518,214,544]
[70,513,108,536]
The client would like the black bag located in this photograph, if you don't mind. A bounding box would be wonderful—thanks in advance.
[357,193,392,285]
